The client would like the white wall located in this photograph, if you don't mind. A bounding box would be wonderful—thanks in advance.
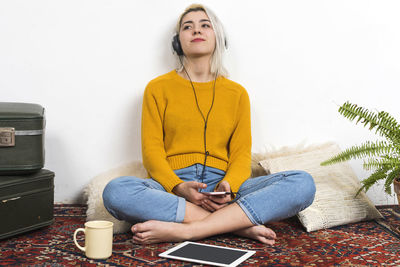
[1,0,399,205]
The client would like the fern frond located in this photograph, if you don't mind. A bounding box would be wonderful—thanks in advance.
[323,101,400,196]
[377,111,400,144]
[363,157,400,170]
[383,167,400,194]
[320,140,397,166]
[339,102,400,143]
[356,166,390,196]
[339,102,378,129]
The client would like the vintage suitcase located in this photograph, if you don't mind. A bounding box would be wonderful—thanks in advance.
[0,169,54,239]
[0,102,45,174]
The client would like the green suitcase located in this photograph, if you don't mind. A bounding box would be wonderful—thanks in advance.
[0,102,45,174]
[0,169,54,239]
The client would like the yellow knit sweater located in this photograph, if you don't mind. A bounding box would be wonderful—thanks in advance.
[141,70,251,194]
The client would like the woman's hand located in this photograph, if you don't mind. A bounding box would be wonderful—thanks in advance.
[201,181,232,212]
[172,181,208,206]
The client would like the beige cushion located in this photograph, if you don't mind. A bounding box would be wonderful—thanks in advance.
[258,142,382,232]
[83,161,148,233]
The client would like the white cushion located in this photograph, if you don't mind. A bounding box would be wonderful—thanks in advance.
[258,142,382,232]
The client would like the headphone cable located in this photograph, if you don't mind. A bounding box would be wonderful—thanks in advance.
[179,57,217,191]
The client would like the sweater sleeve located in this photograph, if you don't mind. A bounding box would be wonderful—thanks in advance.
[141,85,183,193]
[220,89,252,194]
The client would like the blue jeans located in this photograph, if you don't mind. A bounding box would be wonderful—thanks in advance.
[102,164,316,225]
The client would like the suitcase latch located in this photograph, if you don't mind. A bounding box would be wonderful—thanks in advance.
[0,128,15,147]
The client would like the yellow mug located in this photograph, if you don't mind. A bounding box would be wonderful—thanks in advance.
[73,220,113,259]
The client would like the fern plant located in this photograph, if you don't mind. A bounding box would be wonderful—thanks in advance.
[320,101,400,195]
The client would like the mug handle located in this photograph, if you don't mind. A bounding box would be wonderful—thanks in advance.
[73,228,86,252]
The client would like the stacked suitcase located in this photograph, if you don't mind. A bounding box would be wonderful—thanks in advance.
[0,102,54,239]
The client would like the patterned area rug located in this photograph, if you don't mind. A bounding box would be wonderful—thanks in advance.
[0,205,399,266]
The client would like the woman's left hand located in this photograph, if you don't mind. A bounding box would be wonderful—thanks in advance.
[201,181,232,212]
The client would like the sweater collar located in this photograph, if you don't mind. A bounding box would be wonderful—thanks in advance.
[172,70,222,88]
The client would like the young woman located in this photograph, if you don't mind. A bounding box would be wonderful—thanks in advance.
[103,4,316,245]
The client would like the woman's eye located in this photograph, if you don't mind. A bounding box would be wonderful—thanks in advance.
[182,24,210,30]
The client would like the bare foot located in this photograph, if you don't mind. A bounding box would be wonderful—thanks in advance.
[131,220,276,245]
[234,225,276,245]
[131,220,189,244]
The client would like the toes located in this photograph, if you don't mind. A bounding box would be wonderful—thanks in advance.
[135,223,147,232]
[259,226,276,244]
[132,221,155,233]
[132,232,153,244]
[262,226,276,239]
[131,223,143,233]
[266,229,276,239]
[135,231,149,239]
[259,236,275,245]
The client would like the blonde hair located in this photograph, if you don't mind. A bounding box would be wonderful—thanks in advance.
[173,4,229,78]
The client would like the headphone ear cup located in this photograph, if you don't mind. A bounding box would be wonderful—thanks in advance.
[172,34,184,56]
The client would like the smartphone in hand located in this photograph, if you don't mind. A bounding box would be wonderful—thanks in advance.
[200,191,230,196]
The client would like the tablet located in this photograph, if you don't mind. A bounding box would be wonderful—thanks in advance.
[159,241,256,267]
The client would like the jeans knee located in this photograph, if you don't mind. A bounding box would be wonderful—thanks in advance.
[297,170,316,206]
[288,170,316,209]
[102,176,131,214]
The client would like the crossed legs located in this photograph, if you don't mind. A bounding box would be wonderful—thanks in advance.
[103,168,315,245]
[131,201,276,245]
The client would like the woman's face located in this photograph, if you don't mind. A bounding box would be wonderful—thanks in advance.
[179,11,216,58]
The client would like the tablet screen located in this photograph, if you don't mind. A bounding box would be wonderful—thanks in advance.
[159,241,255,267]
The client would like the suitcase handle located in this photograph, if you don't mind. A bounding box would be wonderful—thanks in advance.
[73,228,86,252]
[2,197,21,203]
